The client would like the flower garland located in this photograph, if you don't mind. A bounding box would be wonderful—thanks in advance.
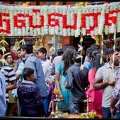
[67,5,71,36]
[98,4,106,35]
[109,2,118,34]
[117,3,120,33]
[0,2,120,36]
[75,7,81,37]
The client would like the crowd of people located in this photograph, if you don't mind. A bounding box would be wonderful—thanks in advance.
[0,42,120,118]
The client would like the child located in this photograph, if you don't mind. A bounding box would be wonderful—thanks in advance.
[17,67,44,117]
[65,52,90,114]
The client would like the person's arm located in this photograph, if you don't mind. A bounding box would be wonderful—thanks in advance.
[93,78,108,90]
[110,96,118,109]
[6,80,17,91]
[110,96,118,116]
[55,72,60,90]
[110,84,120,115]
[93,67,108,90]
[6,68,17,91]
[94,78,116,90]
[15,74,21,80]
[13,60,18,72]
[55,62,64,100]
[15,62,24,80]
[83,67,89,89]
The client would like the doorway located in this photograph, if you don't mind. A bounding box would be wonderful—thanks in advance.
[72,35,96,50]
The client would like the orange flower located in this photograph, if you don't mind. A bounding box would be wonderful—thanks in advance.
[53,89,60,94]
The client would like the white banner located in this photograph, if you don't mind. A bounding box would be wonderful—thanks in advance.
[0,2,120,37]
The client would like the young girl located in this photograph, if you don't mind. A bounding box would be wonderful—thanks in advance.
[17,67,44,117]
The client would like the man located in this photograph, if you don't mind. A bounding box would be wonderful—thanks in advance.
[20,44,47,99]
[110,51,120,118]
[93,46,120,118]
[38,47,55,117]
[51,48,63,75]
[65,52,89,114]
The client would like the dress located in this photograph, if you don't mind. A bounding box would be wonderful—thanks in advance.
[56,61,70,112]
[86,68,104,117]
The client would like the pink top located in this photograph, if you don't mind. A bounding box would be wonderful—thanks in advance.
[86,68,104,118]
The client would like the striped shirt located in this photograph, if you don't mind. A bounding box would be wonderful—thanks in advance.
[0,65,16,102]
[17,80,44,116]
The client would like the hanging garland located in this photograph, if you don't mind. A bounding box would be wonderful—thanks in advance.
[0,2,120,36]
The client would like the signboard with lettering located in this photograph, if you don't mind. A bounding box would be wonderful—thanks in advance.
[0,2,120,37]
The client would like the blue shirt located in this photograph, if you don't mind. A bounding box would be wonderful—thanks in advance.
[83,61,92,70]
[24,54,47,97]
[0,71,6,116]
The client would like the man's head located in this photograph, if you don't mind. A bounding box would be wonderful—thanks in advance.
[20,44,33,57]
[97,47,109,63]
[17,48,22,58]
[22,67,34,82]
[73,52,83,63]
[108,46,120,66]
[57,48,63,56]
[91,43,100,51]
[38,47,47,60]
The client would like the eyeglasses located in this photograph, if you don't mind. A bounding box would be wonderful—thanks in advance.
[7,57,13,59]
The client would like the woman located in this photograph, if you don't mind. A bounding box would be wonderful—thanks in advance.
[55,46,76,113]
[4,53,17,116]
[86,51,104,117]
[4,53,15,68]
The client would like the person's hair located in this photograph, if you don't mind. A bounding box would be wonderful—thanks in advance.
[73,52,82,63]
[63,44,71,52]
[0,50,3,55]
[86,47,94,55]
[22,67,34,80]
[57,48,63,56]
[4,53,14,60]
[21,44,33,54]
[62,46,76,75]
[82,46,87,51]
[91,51,103,70]
[38,47,47,54]
[107,46,120,54]
[91,43,100,51]
[97,47,109,55]
[47,52,56,61]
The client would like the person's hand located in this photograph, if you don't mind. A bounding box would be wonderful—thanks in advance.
[106,80,116,86]
[46,80,54,84]
[85,85,90,91]
[59,93,64,100]
[110,107,115,116]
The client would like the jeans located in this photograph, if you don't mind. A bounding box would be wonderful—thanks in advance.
[43,94,51,117]
[69,101,85,114]
[17,99,21,116]
[102,107,111,118]
[5,102,8,116]
[112,112,120,118]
